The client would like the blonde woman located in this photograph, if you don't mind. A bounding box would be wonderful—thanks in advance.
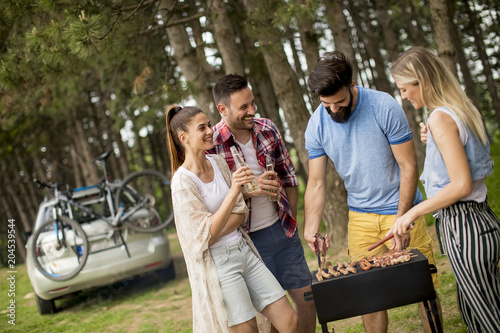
[389,47,500,332]
[166,105,298,333]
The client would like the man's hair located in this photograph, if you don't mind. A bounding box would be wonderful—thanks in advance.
[307,51,353,97]
[212,74,249,106]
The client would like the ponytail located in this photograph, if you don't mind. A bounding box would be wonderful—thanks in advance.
[165,105,204,176]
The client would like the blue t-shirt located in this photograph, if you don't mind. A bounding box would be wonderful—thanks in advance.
[305,86,423,214]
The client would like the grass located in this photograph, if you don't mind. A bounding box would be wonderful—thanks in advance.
[0,225,470,333]
[2,140,499,332]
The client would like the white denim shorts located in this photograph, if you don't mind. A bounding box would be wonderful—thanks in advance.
[210,237,285,326]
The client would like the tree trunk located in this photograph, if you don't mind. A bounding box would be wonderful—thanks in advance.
[295,0,320,74]
[146,131,161,172]
[429,0,458,76]
[243,0,349,249]
[287,30,314,108]
[347,0,392,93]
[448,1,481,110]
[116,136,131,178]
[1,193,27,262]
[69,145,84,188]
[402,0,427,46]
[150,124,170,174]
[354,42,372,88]
[32,153,48,183]
[71,108,100,184]
[376,0,425,167]
[464,0,500,126]
[206,0,245,76]
[228,0,287,135]
[375,0,400,63]
[402,100,426,168]
[324,0,359,80]
[162,0,219,124]
[101,117,122,181]
[3,172,32,235]
[132,125,148,171]
[184,0,215,76]
[14,151,37,222]
[15,221,27,263]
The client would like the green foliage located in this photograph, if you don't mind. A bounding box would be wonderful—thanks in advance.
[485,135,500,215]
[273,0,321,26]
[0,0,179,167]
[63,11,108,59]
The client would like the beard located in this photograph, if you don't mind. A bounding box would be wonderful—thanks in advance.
[326,89,354,123]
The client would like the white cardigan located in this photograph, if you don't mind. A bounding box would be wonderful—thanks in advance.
[171,154,270,332]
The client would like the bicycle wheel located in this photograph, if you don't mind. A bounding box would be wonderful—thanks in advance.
[30,215,89,281]
[115,169,174,233]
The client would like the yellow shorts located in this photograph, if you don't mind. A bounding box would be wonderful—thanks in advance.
[347,211,440,289]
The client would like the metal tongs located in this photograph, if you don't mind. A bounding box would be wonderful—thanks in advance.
[314,233,334,281]
[314,233,327,270]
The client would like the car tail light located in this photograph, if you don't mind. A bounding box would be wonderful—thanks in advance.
[145,261,163,268]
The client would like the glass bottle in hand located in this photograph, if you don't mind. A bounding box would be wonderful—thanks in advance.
[230,146,258,193]
[266,156,279,202]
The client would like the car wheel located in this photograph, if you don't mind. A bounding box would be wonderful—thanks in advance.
[35,293,56,315]
[155,259,176,282]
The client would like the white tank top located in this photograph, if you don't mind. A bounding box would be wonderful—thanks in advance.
[178,156,241,248]
[236,139,279,231]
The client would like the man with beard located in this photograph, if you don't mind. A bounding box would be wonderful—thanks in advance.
[208,74,316,333]
[303,51,441,333]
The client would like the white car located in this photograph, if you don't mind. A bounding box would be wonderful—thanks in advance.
[26,183,175,315]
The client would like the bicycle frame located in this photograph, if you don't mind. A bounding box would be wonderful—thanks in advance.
[63,188,149,231]
[39,156,147,234]
[35,150,171,236]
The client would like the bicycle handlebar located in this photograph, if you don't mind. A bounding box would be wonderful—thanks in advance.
[34,179,59,190]
[34,179,74,199]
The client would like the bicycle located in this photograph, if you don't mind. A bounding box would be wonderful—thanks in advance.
[30,150,174,281]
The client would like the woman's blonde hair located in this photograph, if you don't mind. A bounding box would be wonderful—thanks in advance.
[165,105,204,175]
[391,47,487,145]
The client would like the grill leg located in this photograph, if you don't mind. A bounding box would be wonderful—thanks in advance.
[430,298,443,333]
[321,323,332,333]
[423,300,437,333]
[423,298,444,333]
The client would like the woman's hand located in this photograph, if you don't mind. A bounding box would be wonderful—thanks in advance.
[230,166,256,194]
[388,211,416,237]
[420,122,428,144]
[387,209,418,250]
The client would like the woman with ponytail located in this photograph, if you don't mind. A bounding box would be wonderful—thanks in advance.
[166,105,298,333]
[388,47,500,332]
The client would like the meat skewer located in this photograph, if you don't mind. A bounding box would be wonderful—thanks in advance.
[314,233,330,281]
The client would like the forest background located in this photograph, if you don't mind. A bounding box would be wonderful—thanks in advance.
[0,0,499,265]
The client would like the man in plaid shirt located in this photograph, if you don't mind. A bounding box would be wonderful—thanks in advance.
[207,74,316,332]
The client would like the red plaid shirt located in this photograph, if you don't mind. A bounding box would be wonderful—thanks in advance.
[207,118,298,238]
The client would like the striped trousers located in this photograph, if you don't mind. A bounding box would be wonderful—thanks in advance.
[440,200,500,332]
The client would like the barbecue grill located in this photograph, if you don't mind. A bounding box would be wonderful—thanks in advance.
[309,249,442,333]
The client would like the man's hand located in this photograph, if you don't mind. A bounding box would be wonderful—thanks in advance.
[305,232,318,254]
[391,231,411,251]
[305,232,330,254]
[246,170,280,198]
